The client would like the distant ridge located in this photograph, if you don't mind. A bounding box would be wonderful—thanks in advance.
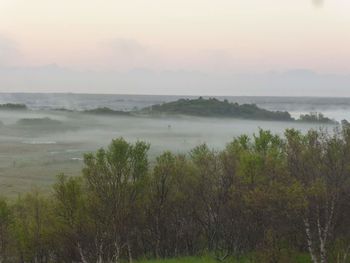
[140,97,293,121]
[0,103,27,110]
[0,98,338,123]
[83,107,130,116]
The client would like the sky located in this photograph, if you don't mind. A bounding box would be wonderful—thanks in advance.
[0,0,350,95]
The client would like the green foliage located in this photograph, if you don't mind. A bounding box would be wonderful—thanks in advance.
[136,255,245,263]
[1,127,350,262]
[11,190,56,262]
[0,197,11,261]
[142,97,293,121]
[84,107,130,115]
[0,103,27,110]
[136,255,311,263]
[80,138,150,261]
[298,112,336,123]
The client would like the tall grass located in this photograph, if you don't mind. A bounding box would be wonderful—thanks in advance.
[136,254,311,263]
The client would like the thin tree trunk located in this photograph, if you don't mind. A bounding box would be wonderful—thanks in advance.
[155,216,161,259]
[304,218,319,263]
[317,197,335,263]
[97,241,103,263]
[342,245,350,263]
[113,240,121,263]
[317,217,327,263]
[77,242,88,263]
[127,237,133,263]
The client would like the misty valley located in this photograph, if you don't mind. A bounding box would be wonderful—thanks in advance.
[0,96,339,196]
[1,1,350,262]
[0,94,348,263]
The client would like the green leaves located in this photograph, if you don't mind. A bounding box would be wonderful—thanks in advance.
[2,126,350,262]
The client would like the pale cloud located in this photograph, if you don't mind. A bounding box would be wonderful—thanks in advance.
[95,38,163,70]
[312,0,324,7]
[0,1,348,73]
[0,35,21,67]
[0,0,349,77]
[106,38,150,58]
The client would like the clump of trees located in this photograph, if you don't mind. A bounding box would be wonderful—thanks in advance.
[142,98,293,121]
[83,107,130,116]
[0,103,27,110]
[298,112,335,124]
[1,127,350,262]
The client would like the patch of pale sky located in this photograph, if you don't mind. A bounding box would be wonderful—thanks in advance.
[0,0,350,94]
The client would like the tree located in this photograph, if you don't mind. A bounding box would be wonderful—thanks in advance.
[12,190,56,263]
[82,138,150,262]
[53,174,88,262]
[285,128,350,263]
[0,198,11,262]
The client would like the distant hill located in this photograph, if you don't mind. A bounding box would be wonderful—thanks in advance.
[83,107,130,116]
[16,117,62,126]
[0,103,27,110]
[0,99,338,123]
[141,97,293,121]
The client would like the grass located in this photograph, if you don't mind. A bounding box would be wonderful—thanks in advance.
[137,256,232,263]
[136,254,311,263]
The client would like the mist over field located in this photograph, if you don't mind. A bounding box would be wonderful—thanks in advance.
[0,93,341,195]
[1,0,350,261]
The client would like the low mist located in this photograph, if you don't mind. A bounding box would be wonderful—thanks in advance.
[0,108,336,196]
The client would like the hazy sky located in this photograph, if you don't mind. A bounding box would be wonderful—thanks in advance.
[0,0,350,95]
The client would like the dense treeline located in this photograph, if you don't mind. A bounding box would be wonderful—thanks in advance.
[0,103,27,110]
[1,127,350,262]
[298,112,335,124]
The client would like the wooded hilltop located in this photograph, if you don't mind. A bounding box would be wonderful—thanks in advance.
[140,97,293,121]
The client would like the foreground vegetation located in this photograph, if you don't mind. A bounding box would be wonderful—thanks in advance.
[136,254,311,263]
[137,256,252,263]
[0,125,350,262]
